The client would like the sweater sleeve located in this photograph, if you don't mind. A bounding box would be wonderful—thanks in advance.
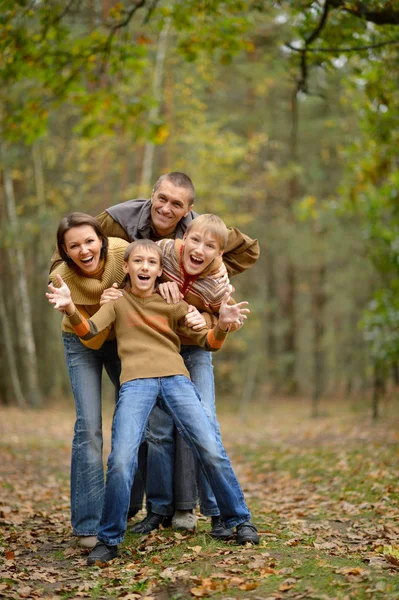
[67,302,117,341]
[223,227,260,277]
[95,211,131,241]
[176,304,228,352]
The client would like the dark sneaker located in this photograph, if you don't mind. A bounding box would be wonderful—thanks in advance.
[210,516,234,540]
[131,511,164,534]
[162,514,173,528]
[87,542,118,565]
[236,522,259,545]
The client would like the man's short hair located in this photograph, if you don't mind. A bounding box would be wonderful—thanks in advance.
[153,172,195,206]
[186,214,228,252]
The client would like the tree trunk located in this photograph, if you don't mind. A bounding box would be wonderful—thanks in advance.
[140,14,172,190]
[0,278,26,406]
[3,165,41,407]
[280,86,299,392]
[311,262,326,417]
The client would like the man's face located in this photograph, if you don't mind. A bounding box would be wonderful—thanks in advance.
[151,179,193,237]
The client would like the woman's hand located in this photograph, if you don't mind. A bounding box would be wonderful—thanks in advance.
[218,292,250,331]
[100,283,123,305]
[158,281,183,304]
[185,305,207,331]
[46,274,75,314]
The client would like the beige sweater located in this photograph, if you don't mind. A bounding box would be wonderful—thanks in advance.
[67,290,228,385]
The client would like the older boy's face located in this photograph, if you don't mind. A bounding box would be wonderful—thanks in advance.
[123,247,162,297]
[151,180,192,237]
[182,227,222,276]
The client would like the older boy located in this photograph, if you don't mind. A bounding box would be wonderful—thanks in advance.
[47,239,259,566]
[131,214,243,539]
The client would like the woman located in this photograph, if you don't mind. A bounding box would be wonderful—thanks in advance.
[49,212,129,548]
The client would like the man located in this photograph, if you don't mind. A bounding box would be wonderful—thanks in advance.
[90,172,259,537]
[95,172,259,277]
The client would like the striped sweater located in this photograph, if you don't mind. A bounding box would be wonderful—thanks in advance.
[67,290,228,385]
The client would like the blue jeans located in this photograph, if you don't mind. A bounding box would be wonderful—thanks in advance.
[145,346,220,516]
[62,333,121,536]
[98,376,251,545]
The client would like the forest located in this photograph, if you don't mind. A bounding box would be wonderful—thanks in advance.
[1,0,399,416]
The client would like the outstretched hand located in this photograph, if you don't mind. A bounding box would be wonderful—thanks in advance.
[46,274,74,313]
[218,291,250,331]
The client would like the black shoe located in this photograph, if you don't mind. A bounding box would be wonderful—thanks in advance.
[210,516,234,540]
[162,514,173,528]
[87,542,118,565]
[131,511,164,534]
[236,522,259,545]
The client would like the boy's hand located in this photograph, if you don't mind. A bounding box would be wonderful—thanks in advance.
[100,283,123,305]
[158,281,183,304]
[46,274,74,314]
[210,261,229,287]
[218,292,250,331]
[185,305,207,331]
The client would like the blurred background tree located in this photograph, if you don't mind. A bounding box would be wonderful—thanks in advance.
[1,0,398,417]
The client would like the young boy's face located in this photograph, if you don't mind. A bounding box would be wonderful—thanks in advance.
[123,246,162,297]
[182,226,223,276]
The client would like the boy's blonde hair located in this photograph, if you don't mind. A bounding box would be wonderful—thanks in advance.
[186,214,228,252]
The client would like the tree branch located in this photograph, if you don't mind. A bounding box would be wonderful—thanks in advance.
[305,0,331,46]
[329,0,399,26]
[286,37,399,53]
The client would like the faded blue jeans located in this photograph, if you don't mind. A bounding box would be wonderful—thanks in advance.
[145,346,220,517]
[62,333,121,536]
[98,376,251,545]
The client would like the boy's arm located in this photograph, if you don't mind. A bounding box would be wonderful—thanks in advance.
[224,227,260,277]
[47,274,116,340]
[178,292,250,351]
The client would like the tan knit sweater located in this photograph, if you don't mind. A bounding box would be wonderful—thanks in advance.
[67,290,228,385]
[49,238,129,349]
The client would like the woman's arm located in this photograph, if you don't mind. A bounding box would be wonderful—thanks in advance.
[47,274,116,340]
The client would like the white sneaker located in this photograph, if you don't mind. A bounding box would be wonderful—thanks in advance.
[77,535,97,549]
[172,509,197,532]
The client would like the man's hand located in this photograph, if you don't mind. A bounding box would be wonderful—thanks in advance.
[46,274,75,314]
[158,281,183,304]
[100,283,123,305]
[185,305,207,331]
[218,292,250,331]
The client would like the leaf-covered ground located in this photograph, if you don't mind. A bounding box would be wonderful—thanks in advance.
[1,398,399,599]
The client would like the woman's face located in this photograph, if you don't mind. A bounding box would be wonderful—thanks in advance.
[63,225,103,275]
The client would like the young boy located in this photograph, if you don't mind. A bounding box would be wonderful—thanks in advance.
[129,214,245,539]
[47,239,259,566]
